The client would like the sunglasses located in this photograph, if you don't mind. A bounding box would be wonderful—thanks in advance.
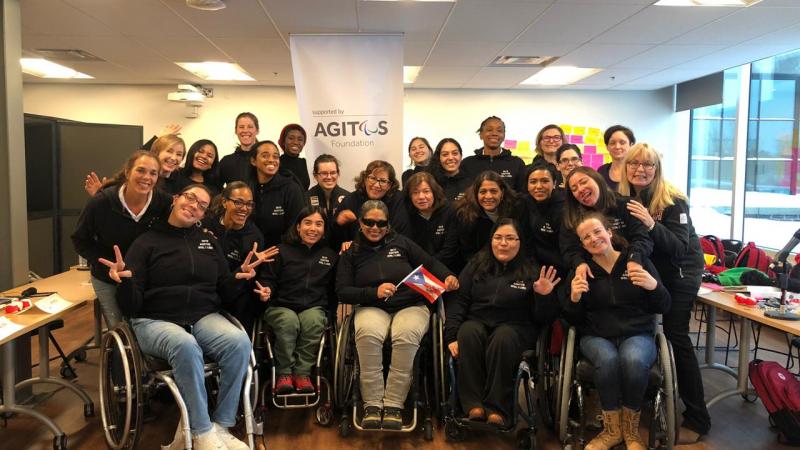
[361,218,389,228]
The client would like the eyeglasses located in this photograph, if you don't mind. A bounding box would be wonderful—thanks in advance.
[366,174,391,187]
[361,218,389,228]
[181,191,210,212]
[559,157,582,165]
[226,197,255,210]
[492,235,520,244]
[541,136,563,142]
[626,160,656,170]
[315,171,338,178]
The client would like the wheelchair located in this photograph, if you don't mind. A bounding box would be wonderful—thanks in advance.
[441,323,563,450]
[333,307,443,440]
[250,308,336,440]
[557,325,679,450]
[98,312,257,450]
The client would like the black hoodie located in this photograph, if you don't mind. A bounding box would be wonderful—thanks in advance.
[560,249,670,339]
[218,146,254,186]
[259,241,339,312]
[406,204,460,273]
[280,154,310,190]
[461,148,527,193]
[432,169,471,203]
[158,171,191,196]
[72,185,171,285]
[116,221,246,325]
[336,190,411,241]
[336,233,454,314]
[307,184,350,250]
[251,173,305,247]
[201,215,265,272]
[522,191,566,274]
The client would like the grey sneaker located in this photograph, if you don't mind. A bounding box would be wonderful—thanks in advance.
[361,406,382,429]
[382,407,403,430]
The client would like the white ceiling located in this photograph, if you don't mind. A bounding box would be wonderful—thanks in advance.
[19,0,800,90]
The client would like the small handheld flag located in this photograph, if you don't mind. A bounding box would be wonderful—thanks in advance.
[397,264,446,304]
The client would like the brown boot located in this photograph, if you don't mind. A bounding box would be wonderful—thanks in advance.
[621,407,646,450]
[585,410,623,450]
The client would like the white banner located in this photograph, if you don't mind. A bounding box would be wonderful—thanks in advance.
[290,34,404,188]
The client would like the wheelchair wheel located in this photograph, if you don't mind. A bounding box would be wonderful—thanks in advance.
[650,333,677,450]
[99,323,144,450]
[316,404,333,426]
[333,313,355,410]
[535,321,562,430]
[516,428,537,450]
[558,327,577,444]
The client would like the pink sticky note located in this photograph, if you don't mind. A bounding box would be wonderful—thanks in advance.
[570,135,584,144]
[583,145,597,154]
[504,140,517,149]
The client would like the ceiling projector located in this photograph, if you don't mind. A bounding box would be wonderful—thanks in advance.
[167,84,205,105]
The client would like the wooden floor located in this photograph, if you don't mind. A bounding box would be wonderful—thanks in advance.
[3,302,797,450]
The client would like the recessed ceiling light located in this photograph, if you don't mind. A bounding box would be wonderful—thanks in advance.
[520,66,602,86]
[404,66,422,84]
[20,58,93,79]
[176,62,254,81]
[654,0,762,6]
[361,1,456,3]
[491,56,557,67]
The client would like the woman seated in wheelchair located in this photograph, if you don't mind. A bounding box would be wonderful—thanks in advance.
[100,184,267,450]
[336,199,459,430]
[562,212,671,450]
[256,206,338,395]
[444,218,560,427]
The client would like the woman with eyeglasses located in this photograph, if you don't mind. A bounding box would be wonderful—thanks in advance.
[556,144,583,189]
[335,160,410,243]
[72,150,172,328]
[597,125,636,192]
[454,171,519,268]
[461,116,527,193]
[522,164,567,277]
[428,138,471,203]
[445,218,559,427]
[180,139,221,196]
[561,212,670,450]
[257,206,338,395]
[100,184,264,450]
[336,200,458,430]
[249,140,305,248]
[219,112,260,186]
[619,143,710,442]
[278,123,311,190]
[401,137,433,186]
[530,124,566,186]
[202,181,275,332]
[560,166,653,284]
[403,172,460,272]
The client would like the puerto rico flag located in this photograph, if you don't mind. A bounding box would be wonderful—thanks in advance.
[397,265,446,304]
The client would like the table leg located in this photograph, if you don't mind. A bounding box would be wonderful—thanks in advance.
[64,300,103,367]
[699,304,737,379]
[706,316,754,408]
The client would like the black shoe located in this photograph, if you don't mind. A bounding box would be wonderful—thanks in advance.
[382,407,403,430]
[361,406,382,429]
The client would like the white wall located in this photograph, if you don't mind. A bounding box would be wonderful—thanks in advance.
[22,83,687,189]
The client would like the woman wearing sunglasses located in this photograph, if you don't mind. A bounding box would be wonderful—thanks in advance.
[336,200,458,430]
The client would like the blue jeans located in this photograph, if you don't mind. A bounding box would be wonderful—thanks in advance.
[131,313,251,435]
[580,334,656,411]
[91,276,122,328]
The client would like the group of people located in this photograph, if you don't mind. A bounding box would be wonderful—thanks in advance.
[72,112,710,450]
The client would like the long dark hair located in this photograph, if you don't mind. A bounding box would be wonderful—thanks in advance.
[428,137,463,181]
[563,167,618,230]
[284,206,326,244]
[180,139,219,180]
[455,170,517,223]
[469,218,533,282]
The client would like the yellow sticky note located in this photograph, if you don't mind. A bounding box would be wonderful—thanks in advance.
[560,124,573,134]
[588,127,601,137]
[586,136,598,145]
[573,126,586,135]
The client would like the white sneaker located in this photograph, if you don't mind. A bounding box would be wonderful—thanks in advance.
[213,423,249,450]
[192,429,227,450]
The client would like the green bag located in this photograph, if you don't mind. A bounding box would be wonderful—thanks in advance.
[717,267,771,286]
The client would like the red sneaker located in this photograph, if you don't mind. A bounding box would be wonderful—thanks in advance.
[293,374,315,394]
[275,374,294,395]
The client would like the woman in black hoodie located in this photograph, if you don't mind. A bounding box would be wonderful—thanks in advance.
[258,206,338,395]
[218,112,260,186]
[403,172,460,272]
[100,184,263,450]
[619,143,710,441]
[72,150,171,327]
[444,218,560,426]
[278,123,310,190]
[336,200,458,431]
[561,213,670,450]
[249,140,305,247]
[181,139,221,196]
[460,116,527,193]
[428,138,471,203]
[522,163,566,277]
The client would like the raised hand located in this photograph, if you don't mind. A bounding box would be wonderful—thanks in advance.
[533,265,561,295]
[336,210,356,226]
[626,200,655,230]
[236,242,265,280]
[255,245,279,263]
[254,281,271,302]
[98,245,132,283]
[570,273,589,303]
[157,123,182,137]
[84,171,106,197]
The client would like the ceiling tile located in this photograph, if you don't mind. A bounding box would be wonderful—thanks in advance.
[556,43,651,67]
[688,43,800,70]
[668,6,800,46]
[239,63,295,85]
[426,41,507,66]
[261,0,357,34]
[22,0,116,36]
[415,66,482,87]
[404,41,434,66]
[573,67,657,85]
[212,38,291,64]
[136,36,230,62]
[515,2,647,44]
[358,1,454,41]
[465,66,543,88]
[164,0,281,38]
[438,0,550,42]
[747,23,800,45]
[501,41,581,57]
[615,45,726,70]
[64,0,199,37]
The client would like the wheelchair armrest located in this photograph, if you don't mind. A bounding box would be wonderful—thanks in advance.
[218,310,247,333]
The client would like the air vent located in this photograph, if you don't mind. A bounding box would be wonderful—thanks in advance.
[33,49,104,62]
[490,56,557,67]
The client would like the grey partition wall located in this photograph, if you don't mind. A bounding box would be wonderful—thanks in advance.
[24,114,143,276]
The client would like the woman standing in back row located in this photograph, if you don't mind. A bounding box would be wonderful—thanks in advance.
[219,112,260,186]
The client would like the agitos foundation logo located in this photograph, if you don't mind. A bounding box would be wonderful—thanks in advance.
[314,120,388,137]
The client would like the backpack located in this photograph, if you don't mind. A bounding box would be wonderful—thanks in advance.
[700,235,726,274]
[735,242,775,278]
[749,359,800,446]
